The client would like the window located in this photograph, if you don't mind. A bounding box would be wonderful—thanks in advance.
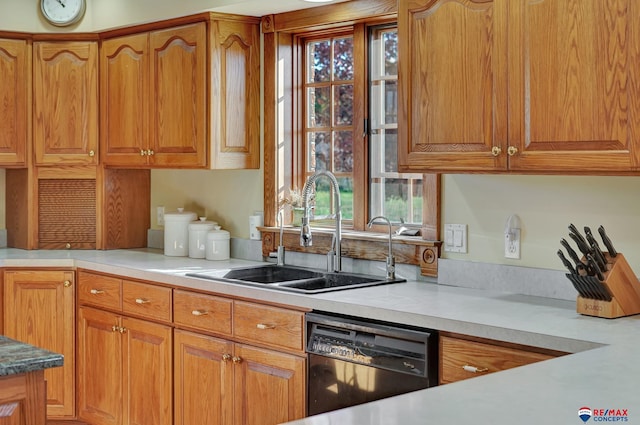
[299,24,422,227]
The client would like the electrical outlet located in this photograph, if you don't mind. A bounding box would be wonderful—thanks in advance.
[505,228,521,259]
[157,206,165,226]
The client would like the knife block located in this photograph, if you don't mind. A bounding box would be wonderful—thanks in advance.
[576,253,640,318]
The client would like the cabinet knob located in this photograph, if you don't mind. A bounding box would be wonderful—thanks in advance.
[119,327,127,334]
[256,323,276,330]
[148,149,154,156]
[140,149,147,156]
[222,353,232,362]
[89,150,95,157]
[491,146,502,157]
[232,356,242,364]
[135,298,150,304]
[65,243,71,249]
[507,146,518,156]
[191,309,209,316]
[112,325,118,332]
[90,289,105,295]
[63,280,72,288]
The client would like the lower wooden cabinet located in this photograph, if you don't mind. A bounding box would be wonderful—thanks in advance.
[439,334,565,384]
[174,329,306,425]
[78,307,173,425]
[2,269,75,419]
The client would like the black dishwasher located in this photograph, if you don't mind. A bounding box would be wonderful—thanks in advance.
[306,312,438,415]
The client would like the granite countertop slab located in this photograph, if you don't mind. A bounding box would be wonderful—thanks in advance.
[0,336,64,376]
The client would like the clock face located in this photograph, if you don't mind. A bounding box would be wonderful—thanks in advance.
[41,0,86,26]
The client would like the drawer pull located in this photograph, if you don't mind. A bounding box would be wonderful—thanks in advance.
[463,365,489,374]
[135,298,150,304]
[256,323,276,330]
[191,310,209,316]
[90,289,105,295]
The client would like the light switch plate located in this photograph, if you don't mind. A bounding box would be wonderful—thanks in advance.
[444,224,467,253]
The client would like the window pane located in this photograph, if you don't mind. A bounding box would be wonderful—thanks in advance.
[308,40,331,83]
[307,87,331,127]
[338,177,353,220]
[334,131,353,172]
[383,31,398,76]
[384,129,398,172]
[384,81,397,124]
[333,37,353,81]
[308,132,331,172]
[334,84,353,125]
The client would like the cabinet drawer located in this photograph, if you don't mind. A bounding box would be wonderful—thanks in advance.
[173,289,232,335]
[78,271,121,310]
[123,280,172,322]
[440,335,554,384]
[233,301,304,352]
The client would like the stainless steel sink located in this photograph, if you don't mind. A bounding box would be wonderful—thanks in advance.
[186,265,405,294]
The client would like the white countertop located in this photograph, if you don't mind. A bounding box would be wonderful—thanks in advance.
[1,248,638,424]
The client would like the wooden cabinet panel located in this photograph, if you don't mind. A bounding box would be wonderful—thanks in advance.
[440,335,556,384]
[209,19,260,169]
[233,301,304,353]
[77,307,122,425]
[0,38,28,167]
[122,316,173,425]
[33,41,98,165]
[398,0,639,173]
[149,23,207,167]
[173,289,232,336]
[174,330,234,425]
[77,271,122,311]
[233,344,306,425]
[2,269,75,419]
[100,33,149,167]
[122,280,172,322]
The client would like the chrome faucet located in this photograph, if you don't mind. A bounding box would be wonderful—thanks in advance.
[276,208,285,266]
[300,171,342,272]
[367,215,396,280]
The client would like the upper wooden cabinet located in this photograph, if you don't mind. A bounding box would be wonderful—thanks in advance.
[101,15,260,169]
[398,0,640,173]
[34,40,99,165]
[0,37,29,167]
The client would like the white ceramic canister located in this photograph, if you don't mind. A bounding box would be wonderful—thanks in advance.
[206,226,231,261]
[188,217,218,259]
[163,208,197,256]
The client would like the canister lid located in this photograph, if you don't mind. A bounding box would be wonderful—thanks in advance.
[188,216,218,230]
[164,208,197,222]
[207,226,230,240]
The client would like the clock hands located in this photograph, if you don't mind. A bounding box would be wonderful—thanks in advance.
[55,0,66,7]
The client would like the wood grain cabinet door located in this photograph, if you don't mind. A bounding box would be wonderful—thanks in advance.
[398,0,508,172]
[34,41,99,165]
[174,330,234,425]
[0,38,28,167]
[100,33,150,167]
[507,0,640,172]
[233,344,306,425]
[149,23,207,168]
[3,269,75,419]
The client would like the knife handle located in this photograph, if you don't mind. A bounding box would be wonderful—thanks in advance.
[598,225,618,258]
[557,250,576,274]
[560,238,582,265]
[569,232,590,257]
[586,254,605,281]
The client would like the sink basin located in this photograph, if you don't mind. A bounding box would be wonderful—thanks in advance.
[186,265,405,294]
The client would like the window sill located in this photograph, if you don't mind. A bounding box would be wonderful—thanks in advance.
[258,226,441,277]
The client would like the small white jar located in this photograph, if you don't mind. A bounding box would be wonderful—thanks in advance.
[188,217,218,259]
[163,208,197,256]
[206,226,230,261]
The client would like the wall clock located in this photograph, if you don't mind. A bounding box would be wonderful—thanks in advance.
[40,0,86,27]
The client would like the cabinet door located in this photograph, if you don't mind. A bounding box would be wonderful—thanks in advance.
[101,33,150,167]
[3,269,75,418]
[507,0,640,172]
[174,330,234,425]
[0,38,28,167]
[78,307,122,425]
[122,316,173,425]
[34,41,99,165]
[233,344,305,425]
[149,23,207,167]
[398,0,508,172]
[209,19,260,169]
